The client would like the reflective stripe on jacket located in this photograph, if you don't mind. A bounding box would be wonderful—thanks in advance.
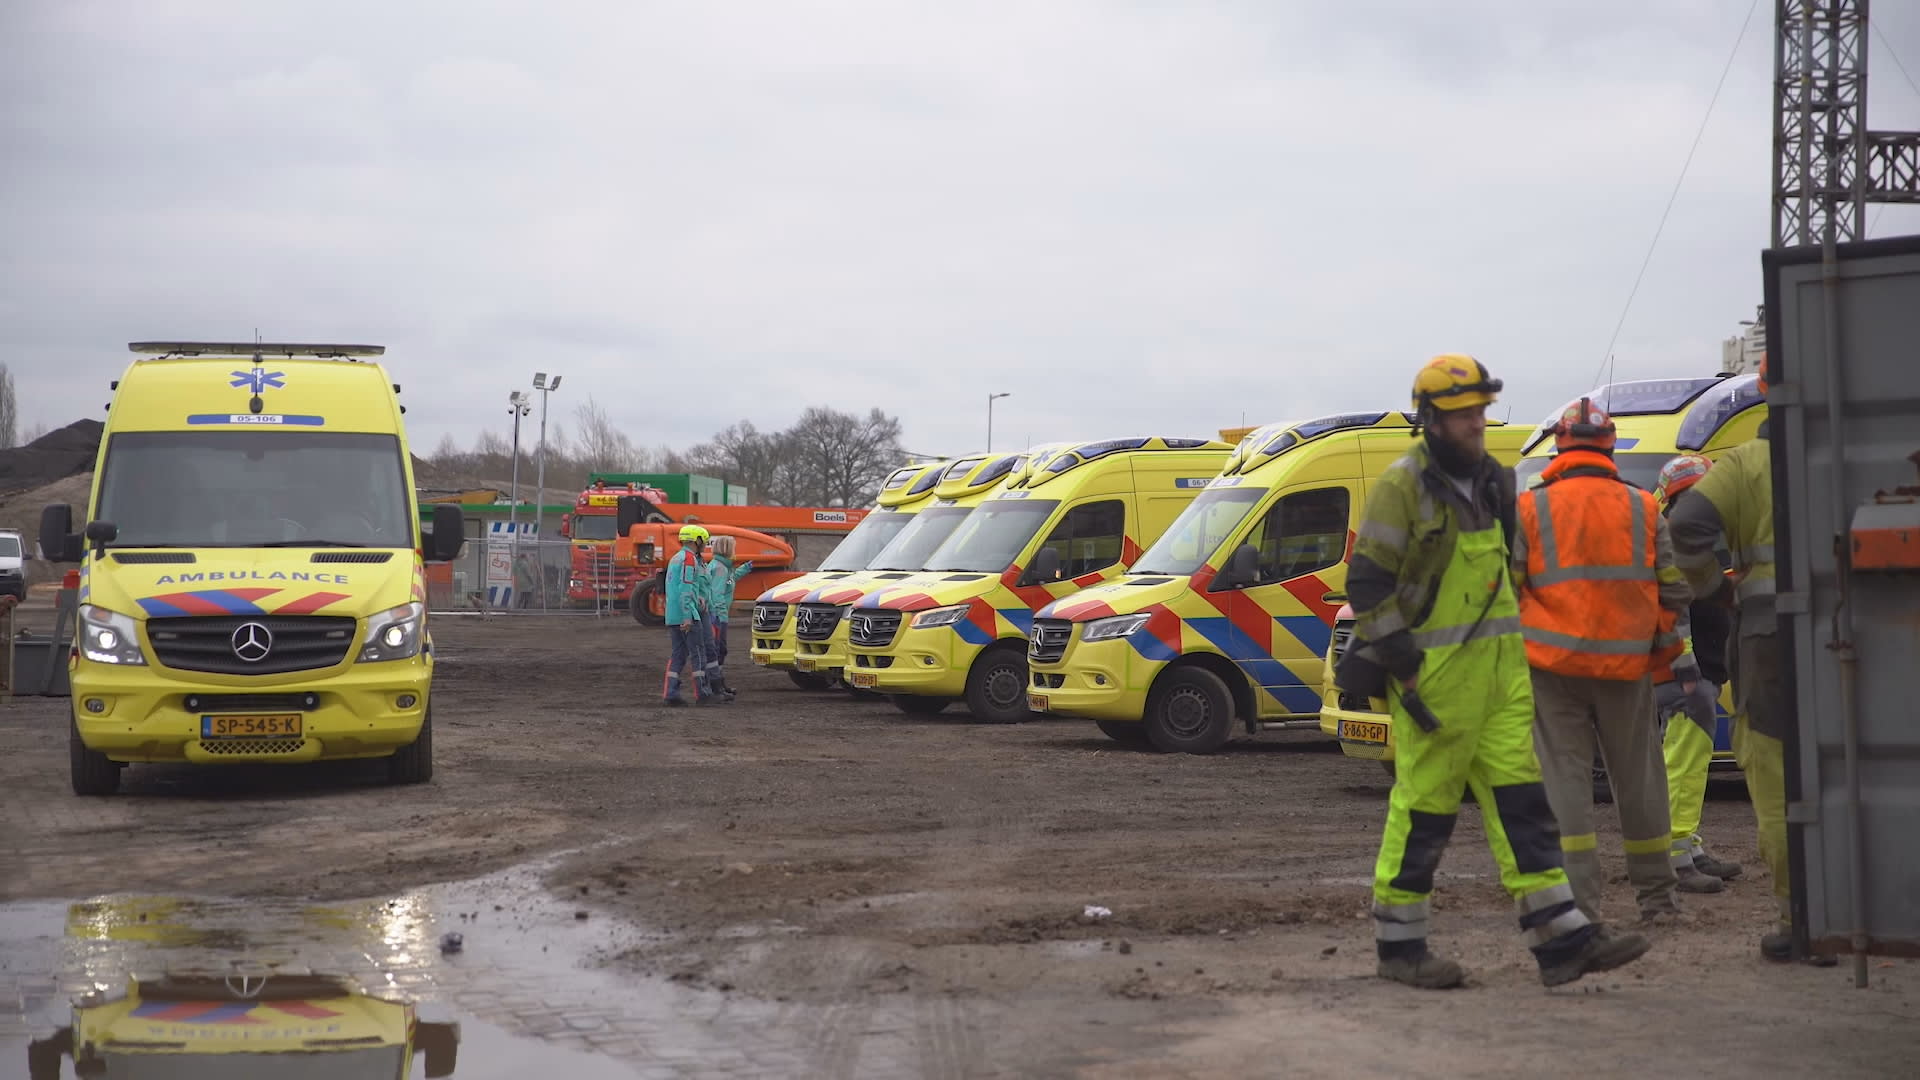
[1512,449,1687,679]
[1347,437,1515,681]
[664,548,704,624]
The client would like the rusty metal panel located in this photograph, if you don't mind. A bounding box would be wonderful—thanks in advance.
[1764,233,1920,967]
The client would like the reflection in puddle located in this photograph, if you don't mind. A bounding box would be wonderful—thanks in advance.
[0,858,785,1078]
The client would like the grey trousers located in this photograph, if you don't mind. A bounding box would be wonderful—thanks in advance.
[1530,668,1679,920]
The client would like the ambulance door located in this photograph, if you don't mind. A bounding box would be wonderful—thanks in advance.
[1217,481,1357,717]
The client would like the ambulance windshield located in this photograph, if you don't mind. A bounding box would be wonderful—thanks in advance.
[1130,486,1267,576]
[819,511,915,572]
[96,431,412,548]
[922,500,1059,573]
[870,506,974,571]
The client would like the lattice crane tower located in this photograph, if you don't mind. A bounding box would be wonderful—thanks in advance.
[1771,0,1920,248]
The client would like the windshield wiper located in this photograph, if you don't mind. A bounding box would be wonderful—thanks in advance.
[255,539,372,548]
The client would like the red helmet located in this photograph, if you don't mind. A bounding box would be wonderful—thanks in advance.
[1654,454,1711,507]
[1551,396,1616,453]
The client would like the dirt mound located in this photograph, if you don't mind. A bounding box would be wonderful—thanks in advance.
[0,419,103,494]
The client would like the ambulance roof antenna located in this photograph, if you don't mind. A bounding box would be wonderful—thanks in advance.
[249,327,266,415]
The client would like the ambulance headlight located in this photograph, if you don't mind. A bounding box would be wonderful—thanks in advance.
[79,605,147,665]
[359,602,424,662]
[911,604,971,629]
[1080,613,1153,643]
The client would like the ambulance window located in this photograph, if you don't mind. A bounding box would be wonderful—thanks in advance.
[1244,487,1349,583]
[1035,500,1126,579]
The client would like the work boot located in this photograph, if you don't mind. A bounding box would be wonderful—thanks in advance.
[1692,849,1743,880]
[1538,924,1651,987]
[1376,942,1466,990]
[1761,929,1839,966]
[1674,865,1725,894]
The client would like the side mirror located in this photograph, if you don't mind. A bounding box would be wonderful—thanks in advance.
[38,504,80,563]
[1212,543,1260,591]
[428,504,466,562]
[83,519,118,558]
[1025,546,1061,586]
[558,513,572,539]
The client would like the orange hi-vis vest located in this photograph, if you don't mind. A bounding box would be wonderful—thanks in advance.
[1517,450,1679,680]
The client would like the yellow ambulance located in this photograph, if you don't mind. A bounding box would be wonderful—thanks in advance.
[1027,412,1527,752]
[1321,373,1766,767]
[37,342,465,795]
[843,436,1234,722]
[750,452,1024,688]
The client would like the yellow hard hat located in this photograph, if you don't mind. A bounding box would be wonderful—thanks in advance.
[1411,354,1503,416]
[677,524,710,543]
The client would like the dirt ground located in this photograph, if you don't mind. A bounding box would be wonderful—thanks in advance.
[3,606,1916,1077]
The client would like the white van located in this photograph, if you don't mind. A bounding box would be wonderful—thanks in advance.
[0,529,25,600]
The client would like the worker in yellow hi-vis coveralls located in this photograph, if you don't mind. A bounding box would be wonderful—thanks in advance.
[1337,355,1651,989]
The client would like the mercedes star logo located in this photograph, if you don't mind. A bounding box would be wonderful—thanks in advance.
[231,622,273,663]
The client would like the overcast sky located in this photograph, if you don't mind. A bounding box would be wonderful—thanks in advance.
[5,1,1919,467]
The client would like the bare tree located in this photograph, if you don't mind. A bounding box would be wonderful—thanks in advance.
[430,432,463,463]
[20,419,49,446]
[572,396,641,472]
[0,364,16,449]
[685,421,789,501]
[783,407,904,506]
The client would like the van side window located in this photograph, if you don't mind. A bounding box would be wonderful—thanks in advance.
[1034,500,1126,580]
[1243,487,1350,583]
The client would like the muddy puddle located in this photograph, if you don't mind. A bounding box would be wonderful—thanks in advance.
[0,854,798,1078]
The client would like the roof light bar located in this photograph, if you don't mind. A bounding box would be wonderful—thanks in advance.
[128,341,386,358]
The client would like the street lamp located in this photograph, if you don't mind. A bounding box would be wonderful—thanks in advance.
[531,373,562,607]
[986,392,1011,452]
[507,390,532,568]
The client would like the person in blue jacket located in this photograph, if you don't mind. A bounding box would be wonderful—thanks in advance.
[662,524,715,706]
[703,534,754,700]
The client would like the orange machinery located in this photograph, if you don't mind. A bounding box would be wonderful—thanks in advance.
[615,523,805,625]
[559,481,867,606]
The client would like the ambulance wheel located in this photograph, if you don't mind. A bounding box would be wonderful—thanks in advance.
[1144,667,1234,754]
[891,694,950,716]
[1380,760,1397,781]
[70,718,120,796]
[629,581,665,626]
[964,644,1030,724]
[787,670,833,691]
[1095,719,1152,747]
[388,710,434,785]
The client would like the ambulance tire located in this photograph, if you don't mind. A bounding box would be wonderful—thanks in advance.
[629,580,666,626]
[787,670,834,691]
[70,718,120,796]
[891,694,951,716]
[1096,719,1152,748]
[1380,760,1397,781]
[388,710,434,785]
[1144,667,1234,754]
[964,644,1031,724]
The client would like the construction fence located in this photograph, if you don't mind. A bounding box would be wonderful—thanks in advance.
[434,522,630,615]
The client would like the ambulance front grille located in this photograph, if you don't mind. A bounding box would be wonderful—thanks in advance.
[1028,619,1072,663]
[848,612,901,649]
[148,615,357,675]
[793,603,845,642]
[753,603,788,633]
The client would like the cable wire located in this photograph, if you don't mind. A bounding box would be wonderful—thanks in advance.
[1590,0,1763,393]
